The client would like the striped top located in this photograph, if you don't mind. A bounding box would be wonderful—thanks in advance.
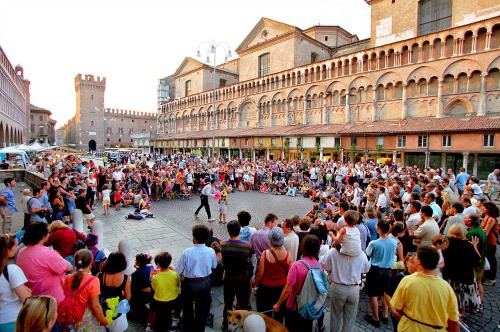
[221,239,252,280]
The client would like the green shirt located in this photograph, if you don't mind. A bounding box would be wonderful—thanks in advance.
[467,225,487,265]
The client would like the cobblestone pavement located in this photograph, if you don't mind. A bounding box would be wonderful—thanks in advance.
[8,186,500,331]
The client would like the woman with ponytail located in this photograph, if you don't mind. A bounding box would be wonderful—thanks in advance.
[58,249,108,331]
[0,233,31,331]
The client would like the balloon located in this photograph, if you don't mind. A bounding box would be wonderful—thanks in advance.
[214,190,221,200]
[115,299,131,314]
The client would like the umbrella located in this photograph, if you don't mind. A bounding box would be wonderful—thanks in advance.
[17,144,37,152]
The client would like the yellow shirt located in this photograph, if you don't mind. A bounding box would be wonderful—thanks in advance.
[152,270,180,302]
[391,272,458,331]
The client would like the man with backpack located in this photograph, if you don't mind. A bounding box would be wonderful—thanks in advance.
[273,234,328,332]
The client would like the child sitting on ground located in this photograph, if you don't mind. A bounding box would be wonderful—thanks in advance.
[139,194,151,212]
[331,210,362,257]
[150,252,180,332]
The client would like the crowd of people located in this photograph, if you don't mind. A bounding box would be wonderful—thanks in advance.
[0,152,499,332]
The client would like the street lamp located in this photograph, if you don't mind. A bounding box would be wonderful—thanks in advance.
[197,40,232,160]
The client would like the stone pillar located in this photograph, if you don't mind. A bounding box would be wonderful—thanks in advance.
[285,103,290,126]
[226,110,229,129]
[73,210,84,233]
[463,152,469,172]
[236,106,241,128]
[478,72,488,116]
[266,148,270,160]
[401,83,408,119]
[441,152,447,171]
[303,100,307,125]
[485,32,492,50]
[372,88,377,122]
[340,149,344,163]
[118,240,134,276]
[473,153,479,176]
[319,148,324,161]
[392,151,397,164]
[269,105,273,127]
[436,79,444,118]
[321,95,327,124]
[345,93,350,124]
[256,105,261,127]
[91,220,104,251]
[252,148,256,161]
[472,36,477,53]
[425,151,430,168]
[239,148,242,159]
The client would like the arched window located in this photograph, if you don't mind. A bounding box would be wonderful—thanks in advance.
[185,80,192,96]
[258,53,270,77]
[419,0,451,35]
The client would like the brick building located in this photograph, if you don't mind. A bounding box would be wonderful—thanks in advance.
[0,46,30,146]
[29,104,57,144]
[60,74,157,151]
[154,0,500,177]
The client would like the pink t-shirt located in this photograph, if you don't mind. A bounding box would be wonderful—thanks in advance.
[17,244,68,302]
[285,256,321,310]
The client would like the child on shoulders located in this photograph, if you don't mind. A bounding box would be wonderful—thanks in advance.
[331,210,362,257]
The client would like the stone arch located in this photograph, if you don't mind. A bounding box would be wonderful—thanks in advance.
[443,59,482,78]
[287,88,304,101]
[305,85,320,98]
[487,56,500,72]
[271,91,285,103]
[406,66,439,84]
[240,100,258,127]
[444,98,473,117]
[376,71,403,88]
[348,76,373,90]
[326,81,347,94]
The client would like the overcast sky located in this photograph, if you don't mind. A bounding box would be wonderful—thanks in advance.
[0,0,371,128]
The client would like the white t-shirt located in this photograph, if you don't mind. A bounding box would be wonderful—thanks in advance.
[0,264,28,324]
[102,189,111,201]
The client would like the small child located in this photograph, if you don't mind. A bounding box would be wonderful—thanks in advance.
[150,252,180,332]
[331,211,362,257]
[66,187,76,222]
[101,184,111,215]
[139,194,151,212]
[259,183,268,194]
[84,233,107,275]
[218,191,228,224]
[21,189,31,229]
[114,186,122,211]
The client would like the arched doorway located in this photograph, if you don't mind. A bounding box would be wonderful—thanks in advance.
[88,140,97,152]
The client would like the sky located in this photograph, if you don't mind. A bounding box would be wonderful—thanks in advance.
[0,0,371,128]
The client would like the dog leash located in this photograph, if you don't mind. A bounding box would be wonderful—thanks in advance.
[259,309,274,314]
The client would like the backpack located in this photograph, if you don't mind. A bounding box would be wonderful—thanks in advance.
[72,230,86,254]
[89,247,106,276]
[295,260,329,320]
[57,276,95,324]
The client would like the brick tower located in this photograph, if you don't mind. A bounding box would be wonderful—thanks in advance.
[74,74,106,151]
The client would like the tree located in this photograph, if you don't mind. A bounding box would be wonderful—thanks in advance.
[376,144,384,156]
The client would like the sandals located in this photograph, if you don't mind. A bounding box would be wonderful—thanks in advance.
[483,279,496,286]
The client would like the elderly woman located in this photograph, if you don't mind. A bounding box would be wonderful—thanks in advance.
[255,227,293,323]
[442,223,482,314]
[44,220,85,266]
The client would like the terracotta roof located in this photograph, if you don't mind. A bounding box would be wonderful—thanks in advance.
[153,115,500,140]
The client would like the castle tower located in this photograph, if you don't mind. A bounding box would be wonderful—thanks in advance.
[74,74,106,151]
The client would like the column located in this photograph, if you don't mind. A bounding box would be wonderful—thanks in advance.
[372,88,377,122]
[436,79,444,118]
[319,148,324,161]
[236,106,241,128]
[441,152,446,171]
[321,95,327,124]
[340,149,344,163]
[225,110,229,129]
[392,151,397,164]
[478,72,487,116]
[252,148,256,161]
[473,153,479,176]
[463,152,469,173]
[485,32,492,50]
[285,103,290,126]
[269,105,273,127]
[303,100,307,125]
[345,93,350,124]
[401,83,408,119]
[257,105,261,127]
[266,148,270,160]
[472,36,477,53]
[425,151,430,168]
[239,148,242,159]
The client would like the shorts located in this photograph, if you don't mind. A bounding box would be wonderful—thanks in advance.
[364,266,391,297]
[83,213,95,220]
[102,199,110,205]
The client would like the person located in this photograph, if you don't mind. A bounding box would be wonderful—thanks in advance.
[376,186,388,217]
[364,219,397,328]
[330,210,362,256]
[101,184,111,215]
[130,253,153,321]
[218,191,228,224]
[255,227,292,324]
[0,178,18,233]
[27,188,49,223]
[220,220,252,330]
[405,201,421,236]
[175,225,217,332]
[21,189,31,230]
[251,213,279,261]
[442,223,482,315]
[281,218,299,262]
[58,249,109,330]
[441,202,465,236]
[383,253,418,332]
[424,192,442,221]
[465,213,487,301]
[84,233,107,276]
[455,167,469,196]
[390,246,459,332]
[273,235,322,332]
[0,233,31,331]
[481,201,499,286]
[16,222,73,303]
[16,295,58,332]
[151,251,180,332]
[238,210,255,242]
[97,252,131,312]
[321,238,371,332]
[45,220,85,267]
[194,179,216,221]
[49,189,65,222]
[412,205,439,247]
[75,188,95,229]
[365,206,379,241]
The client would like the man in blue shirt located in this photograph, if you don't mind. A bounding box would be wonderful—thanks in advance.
[455,167,470,196]
[0,177,18,233]
[364,219,397,328]
[175,225,217,332]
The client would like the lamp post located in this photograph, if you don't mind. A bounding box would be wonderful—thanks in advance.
[197,40,232,160]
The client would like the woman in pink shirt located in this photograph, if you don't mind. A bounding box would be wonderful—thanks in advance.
[273,234,322,332]
[16,222,72,303]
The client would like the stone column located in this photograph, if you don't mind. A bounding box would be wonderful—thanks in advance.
[485,32,492,50]
[225,110,229,129]
[402,83,408,119]
[345,93,350,124]
[118,240,134,276]
[73,210,84,233]
[266,148,270,160]
[269,104,273,127]
[478,72,488,116]
[340,149,344,163]
[303,100,307,125]
[239,148,242,159]
[441,152,446,171]
[463,152,469,172]
[321,95,327,124]
[425,151,430,168]
[473,153,479,176]
[285,102,290,126]
[392,151,397,164]
[472,36,477,53]
[319,148,324,161]
[436,79,444,118]
[252,148,256,161]
[256,105,261,127]
[91,220,104,251]
[236,106,241,128]
[372,88,377,122]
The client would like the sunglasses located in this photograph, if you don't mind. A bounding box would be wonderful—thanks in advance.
[23,295,52,326]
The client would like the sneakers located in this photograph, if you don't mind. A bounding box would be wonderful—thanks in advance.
[364,314,380,328]
[193,213,199,218]
[145,324,152,332]
[209,218,216,222]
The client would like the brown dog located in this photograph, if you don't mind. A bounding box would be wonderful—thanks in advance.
[227,310,288,332]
